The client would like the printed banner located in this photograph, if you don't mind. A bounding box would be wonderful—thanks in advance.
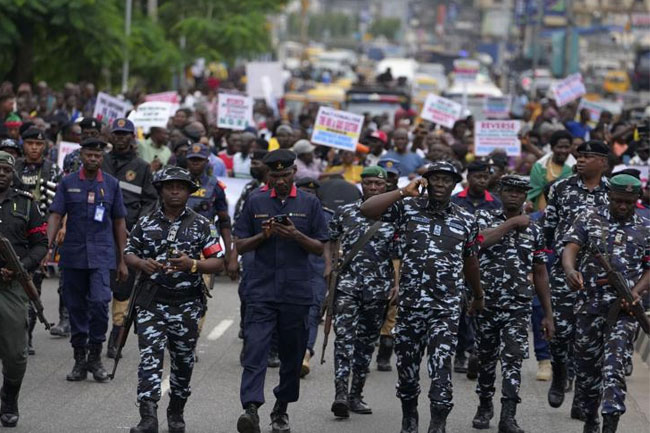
[217,94,253,131]
[128,101,176,133]
[453,59,480,82]
[475,120,522,156]
[420,94,463,129]
[311,106,364,151]
[93,92,129,126]
[483,96,511,119]
[551,73,586,106]
[145,91,179,103]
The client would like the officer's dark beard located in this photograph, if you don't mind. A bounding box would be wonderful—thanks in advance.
[250,166,265,181]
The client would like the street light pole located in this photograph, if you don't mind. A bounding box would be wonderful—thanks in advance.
[121,0,132,94]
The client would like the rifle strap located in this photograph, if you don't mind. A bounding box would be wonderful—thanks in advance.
[338,220,383,274]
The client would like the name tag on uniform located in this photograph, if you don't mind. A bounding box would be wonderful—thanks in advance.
[88,192,95,204]
[67,188,81,193]
[94,204,105,222]
[433,225,442,236]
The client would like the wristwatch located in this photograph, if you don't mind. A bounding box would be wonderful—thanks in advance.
[191,259,198,273]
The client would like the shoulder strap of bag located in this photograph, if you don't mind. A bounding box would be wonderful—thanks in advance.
[338,220,383,273]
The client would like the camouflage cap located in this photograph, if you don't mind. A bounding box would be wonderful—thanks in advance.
[152,165,199,193]
[0,150,16,167]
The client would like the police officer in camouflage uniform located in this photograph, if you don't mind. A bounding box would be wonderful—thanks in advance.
[124,166,224,433]
[0,151,48,428]
[543,140,610,412]
[562,174,649,433]
[14,126,61,353]
[361,161,484,433]
[102,118,158,359]
[471,175,555,433]
[328,166,397,419]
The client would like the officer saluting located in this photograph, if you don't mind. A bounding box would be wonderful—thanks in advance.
[102,118,158,359]
[47,138,129,383]
[124,166,224,433]
[234,149,329,433]
[562,174,649,433]
[360,161,484,433]
[0,151,48,428]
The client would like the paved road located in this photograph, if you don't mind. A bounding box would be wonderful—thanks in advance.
[16,276,650,433]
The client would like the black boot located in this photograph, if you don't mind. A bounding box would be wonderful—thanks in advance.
[50,298,70,337]
[167,395,186,433]
[270,400,290,433]
[86,344,109,382]
[400,399,418,433]
[349,374,372,414]
[237,403,261,433]
[27,308,36,355]
[582,420,599,433]
[0,378,21,428]
[331,378,349,418]
[602,414,619,433]
[472,397,493,429]
[498,399,524,433]
[467,353,479,380]
[106,325,122,359]
[571,404,586,421]
[547,362,566,408]
[130,400,158,433]
[428,403,450,433]
[376,335,394,372]
[66,347,88,381]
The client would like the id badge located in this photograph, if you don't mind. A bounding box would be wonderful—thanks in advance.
[94,205,105,222]
[433,225,442,236]
[87,192,95,204]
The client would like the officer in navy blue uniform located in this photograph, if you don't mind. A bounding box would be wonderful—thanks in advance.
[47,137,128,383]
[234,149,329,433]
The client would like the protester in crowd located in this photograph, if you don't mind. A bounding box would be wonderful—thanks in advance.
[383,128,426,177]
[528,130,575,211]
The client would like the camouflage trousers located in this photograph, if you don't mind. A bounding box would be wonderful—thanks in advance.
[135,299,203,402]
[549,262,576,375]
[394,307,459,408]
[475,308,530,401]
[574,313,637,418]
[333,291,387,382]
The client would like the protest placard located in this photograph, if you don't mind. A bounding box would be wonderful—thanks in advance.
[145,91,179,103]
[453,59,480,82]
[93,92,129,126]
[217,94,253,131]
[483,96,511,119]
[420,94,463,129]
[246,62,284,99]
[578,99,623,125]
[128,101,176,133]
[311,106,364,151]
[551,74,586,106]
[475,120,522,156]
[57,141,80,169]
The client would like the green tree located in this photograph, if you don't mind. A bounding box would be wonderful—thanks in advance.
[369,17,402,41]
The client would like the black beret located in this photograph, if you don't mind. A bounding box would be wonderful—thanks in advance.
[500,175,531,191]
[80,137,107,150]
[79,117,102,131]
[295,177,321,189]
[577,140,609,157]
[21,126,46,141]
[549,129,573,147]
[467,160,490,173]
[250,149,268,161]
[262,149,296,171]
[172,138,193,152]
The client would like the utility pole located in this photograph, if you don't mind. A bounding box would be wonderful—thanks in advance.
[148,0,158,22]
[531,0,543,97]
[121,0,132,94]
[563,0,574,76]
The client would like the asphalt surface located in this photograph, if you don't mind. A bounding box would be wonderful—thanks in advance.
[15,276,650,433]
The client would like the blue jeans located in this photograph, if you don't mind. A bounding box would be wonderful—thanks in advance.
[531,295,551,361]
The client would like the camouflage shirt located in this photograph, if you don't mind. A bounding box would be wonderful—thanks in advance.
[382,197,479,312]
[125,207,223,292]
[544,174,609,252]
[476,209,547,310]
[329,200,397,300]
[563,205,650,316]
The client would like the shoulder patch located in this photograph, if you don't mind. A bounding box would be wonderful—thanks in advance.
[13,188,33,199]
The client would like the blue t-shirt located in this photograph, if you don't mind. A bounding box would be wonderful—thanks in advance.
[383,150,424,176]
[564,121,591,140]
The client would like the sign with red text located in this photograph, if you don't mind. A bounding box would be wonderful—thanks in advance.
[453,59,480,82]
[420,94,463,129]
[550,73,586,106]
[217,93,253,130]
[311,106,364,151]
[128,101,176,133]
[145,91,179,103]
[93,92,129,126]
[475,120,522,156]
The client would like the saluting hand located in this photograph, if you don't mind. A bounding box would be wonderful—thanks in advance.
[139,257,164,275]
[400,178,427,198]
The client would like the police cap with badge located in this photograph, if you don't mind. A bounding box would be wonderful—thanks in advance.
[577,140,609,156]
[361,165,387,180]
[0,138,22,156]
[21,126,46,142]
[111,118,135,134]
[422,161,463,183]
[262,149,296,171]
[295,177,321,190]
[152,166,199,193]
[79,117,102,132]
[378,158,400,176]
[187,143,210,160]
[467,160,490,174]
[0,150,16,168]
[609,174,642,195]
[80,137,108,151]
[499,174,532,191]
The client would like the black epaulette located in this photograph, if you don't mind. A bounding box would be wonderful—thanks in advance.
[13,188,34,199]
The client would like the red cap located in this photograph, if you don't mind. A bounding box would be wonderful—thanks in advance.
[369,130,388,144]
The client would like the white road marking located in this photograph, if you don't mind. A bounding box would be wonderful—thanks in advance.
[207,319,234,341]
